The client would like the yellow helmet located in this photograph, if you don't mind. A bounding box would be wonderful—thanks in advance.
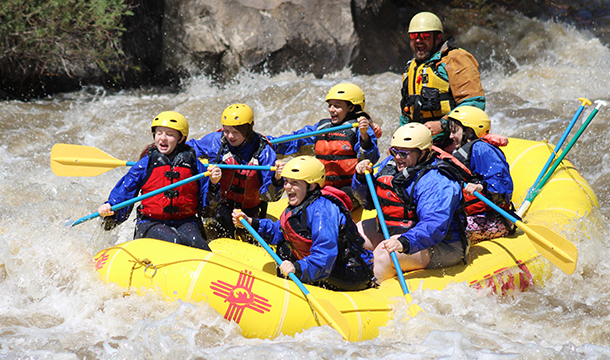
[447,106,491,138]
[325,83,365,111]
[408,12,443,33]
[390,123,432,150]
[281,156,326,188]
[221,104,254,126]
[151,111,188,138]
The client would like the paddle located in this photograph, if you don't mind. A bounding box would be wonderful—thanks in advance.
[238,216,351,340]
[51,144,137,177]
[516,100,606,217]
[363,170,422,317]
[51,144,276,177]
[269,122,358,144]
[516,97,592,217]
[470,187,578,274]
[70,171,211,226]
[53,122,358,176]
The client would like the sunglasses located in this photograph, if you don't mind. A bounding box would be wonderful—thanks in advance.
[389,147,411,159]
[409,32,431,40]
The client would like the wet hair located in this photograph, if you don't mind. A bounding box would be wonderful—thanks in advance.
[349,108,368,120]
[333,102,382,136]
[140,143,156,159]
[416,148,433,163]
[231,122,255,143]
[448,119,476,145]
[139,138,188,160]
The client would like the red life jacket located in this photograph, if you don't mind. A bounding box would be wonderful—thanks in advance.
[139,147,199,220]
[279,186,353,260]
[374,160,418,229]
[449,139,510,215]
[375,150,472,229]
[375,154,470,264]
[214,133,270,210]
[314,118,359,188]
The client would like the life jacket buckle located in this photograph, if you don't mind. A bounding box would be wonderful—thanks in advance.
[165,171,180,179]
[163,205,179,213]
[164,189,179,198]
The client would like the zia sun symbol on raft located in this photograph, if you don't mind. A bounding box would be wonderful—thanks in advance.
[210,269,272,323]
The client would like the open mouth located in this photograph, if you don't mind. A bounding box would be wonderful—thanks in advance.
[287,192,297,203]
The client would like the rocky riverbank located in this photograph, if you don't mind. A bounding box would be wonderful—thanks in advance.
[1,0,608,100]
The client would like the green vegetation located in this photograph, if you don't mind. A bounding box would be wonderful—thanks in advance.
[0,0,133,97]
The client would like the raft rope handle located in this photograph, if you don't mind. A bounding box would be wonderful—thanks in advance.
[144,262,157,278]
[101,244,312,300]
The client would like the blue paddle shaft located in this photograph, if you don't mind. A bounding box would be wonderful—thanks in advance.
[526,104,586,194]
[239,217,310,296]
[364,172,390,239]
[71,171,210,226]
[528,106,601,200]
[203,163,274,171]
[468,186,518,224]
[364,171,411,296]
[123,163,274,171]
[269,123,357,145]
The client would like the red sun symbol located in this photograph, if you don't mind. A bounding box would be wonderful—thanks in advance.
[210,269,272,323]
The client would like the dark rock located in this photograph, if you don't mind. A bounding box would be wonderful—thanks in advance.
[3,0,610,100]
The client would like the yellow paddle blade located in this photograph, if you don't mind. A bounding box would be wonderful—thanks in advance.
[404,293,424,318]
[306,295,351,340]
[50,144,129,177]
[516,221,578,275]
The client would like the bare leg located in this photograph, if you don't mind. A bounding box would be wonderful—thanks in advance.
[357,218,386,251]
[358,217,432,281]
[373,246,431,282]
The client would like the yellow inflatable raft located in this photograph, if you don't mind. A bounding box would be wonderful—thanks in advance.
[93,138,598,341]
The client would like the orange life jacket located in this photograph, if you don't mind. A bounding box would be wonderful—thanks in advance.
[139,148,199,220]
[314,118,359,188]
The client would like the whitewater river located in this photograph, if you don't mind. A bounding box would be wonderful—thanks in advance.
[1,13,610,359]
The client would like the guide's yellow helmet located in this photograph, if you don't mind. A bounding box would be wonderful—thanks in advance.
[408,12,443,33]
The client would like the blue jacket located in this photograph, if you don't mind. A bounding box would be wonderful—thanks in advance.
[352,156,463,254]
[270,120,380,164]
[187,131,283,203]
[257,196,367,283]
[104,147,220,225]
[469,140,513,203]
